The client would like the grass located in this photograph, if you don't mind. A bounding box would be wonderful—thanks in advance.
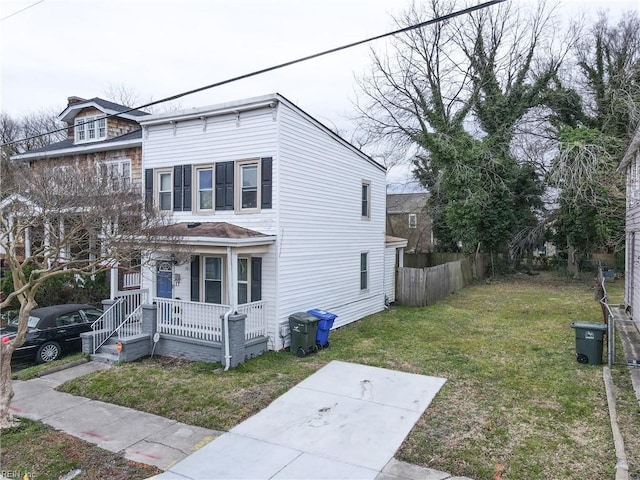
[0,418,161,480]
[11,353,88,381]
[16,271,640,479]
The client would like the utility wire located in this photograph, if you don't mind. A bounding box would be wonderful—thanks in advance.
[1,0,45,22]
[3,0,506,148]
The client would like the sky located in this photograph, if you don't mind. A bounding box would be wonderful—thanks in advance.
[2,0,639,188]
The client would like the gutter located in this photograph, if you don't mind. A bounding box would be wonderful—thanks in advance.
[12,138,141,161]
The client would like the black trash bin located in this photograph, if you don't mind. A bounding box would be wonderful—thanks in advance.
[570,321,607,365]
[289,312,319,357]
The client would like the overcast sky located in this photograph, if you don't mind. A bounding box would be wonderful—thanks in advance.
[2,0,639,187]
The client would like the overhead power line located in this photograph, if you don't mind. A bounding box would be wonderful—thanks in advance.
[3,0,506,148]
[1,0,45,22]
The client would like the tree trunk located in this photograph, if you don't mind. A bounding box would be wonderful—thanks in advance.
[568,241,580,279]
[0,343,17,428]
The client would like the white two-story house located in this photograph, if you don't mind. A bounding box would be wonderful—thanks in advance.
[621,126,640,320]
[138,93,396,350]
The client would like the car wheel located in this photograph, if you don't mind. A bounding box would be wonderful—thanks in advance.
[36,341,61,363]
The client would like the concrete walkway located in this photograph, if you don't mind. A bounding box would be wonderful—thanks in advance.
[9,361,221,470]
[9,360,472,480]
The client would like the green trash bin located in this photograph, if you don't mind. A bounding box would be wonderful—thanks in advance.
[289,312,319,357]
[570,322,607,365]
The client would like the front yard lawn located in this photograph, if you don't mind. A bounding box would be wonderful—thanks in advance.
[51,272,640,479]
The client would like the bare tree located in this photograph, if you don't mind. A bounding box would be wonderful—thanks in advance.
[355,0,572,261]
[103,83,183,113]
[0,160,176,427]
[0,110,65,158]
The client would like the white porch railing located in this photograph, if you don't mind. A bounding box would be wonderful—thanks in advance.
[154,298,267,342]
[115,303,143,338]
[123,271,141,289]
[237,300,267,339]
[91,289,148,353]
[155,298,227,342]
[91,297,123,353]
[117,289,148,319]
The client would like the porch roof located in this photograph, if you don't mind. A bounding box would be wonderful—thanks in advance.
[385,235,408,248]
[150,222,276,247]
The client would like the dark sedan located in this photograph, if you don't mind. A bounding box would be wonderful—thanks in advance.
[1,304,103,363]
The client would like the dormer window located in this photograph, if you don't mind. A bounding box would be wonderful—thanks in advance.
[75,116,106,143]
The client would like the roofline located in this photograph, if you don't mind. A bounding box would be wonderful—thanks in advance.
[385,236,408,248]
[59,100,145,123]
[139,94,280,125]
[11,137,141,161]
[139,93,386,173]
[139,234,277,247]
[618,126,640,172]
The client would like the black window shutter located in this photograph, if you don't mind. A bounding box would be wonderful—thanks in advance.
[215,161,234,210]
[183,164,192,211]
[144,169,153,208]
[173,165,183,211]
[251,257,262,302]
[261,157,272,209]
[190,255,200,302]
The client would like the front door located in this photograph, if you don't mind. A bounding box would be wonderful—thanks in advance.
[157,261,173,298]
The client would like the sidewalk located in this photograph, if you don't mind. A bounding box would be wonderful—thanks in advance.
[9,360,471,480]
[9,361,221,470]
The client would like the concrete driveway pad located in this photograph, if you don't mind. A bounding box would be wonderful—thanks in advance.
[155,360,446,480]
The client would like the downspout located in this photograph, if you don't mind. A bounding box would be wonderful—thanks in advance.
[223,246,236,371]
[223,309,232,371]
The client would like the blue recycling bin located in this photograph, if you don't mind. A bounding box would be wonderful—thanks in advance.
[307,309,337,348]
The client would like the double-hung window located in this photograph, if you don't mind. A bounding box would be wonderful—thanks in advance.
[158,171,172,211]
[409,213,417,229]
[100,160,131,190]
[204,257,223,304]
[238,258,249,304]
[360,252,368,290]
[197,167,214,211]
[240,162,259,210]
[361,181,371,219]
[75,116,106,143]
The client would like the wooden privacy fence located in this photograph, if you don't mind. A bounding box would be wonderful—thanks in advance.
[397,258,479,307]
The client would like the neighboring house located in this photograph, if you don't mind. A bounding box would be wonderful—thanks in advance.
[137,93,398,351]
[10,96,149,290]
[620,126,640,320]
[386,193,433,253]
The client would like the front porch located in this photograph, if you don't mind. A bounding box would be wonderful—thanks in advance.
[82,289,268,367]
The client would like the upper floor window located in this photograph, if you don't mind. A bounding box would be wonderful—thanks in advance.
[75,116,106,143]
[239,162,259,210]
[409,213,417,229]
[145,157,272,214]
[158,171,172,211]
[99,160,131,190]
[197,167,214,211]
[362,181,371,219]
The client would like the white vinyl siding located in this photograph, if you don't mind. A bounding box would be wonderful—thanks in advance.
[275,102,386,342]
[140,97,386,350]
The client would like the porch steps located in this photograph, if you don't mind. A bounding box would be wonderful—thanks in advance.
[90,338,121,365]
